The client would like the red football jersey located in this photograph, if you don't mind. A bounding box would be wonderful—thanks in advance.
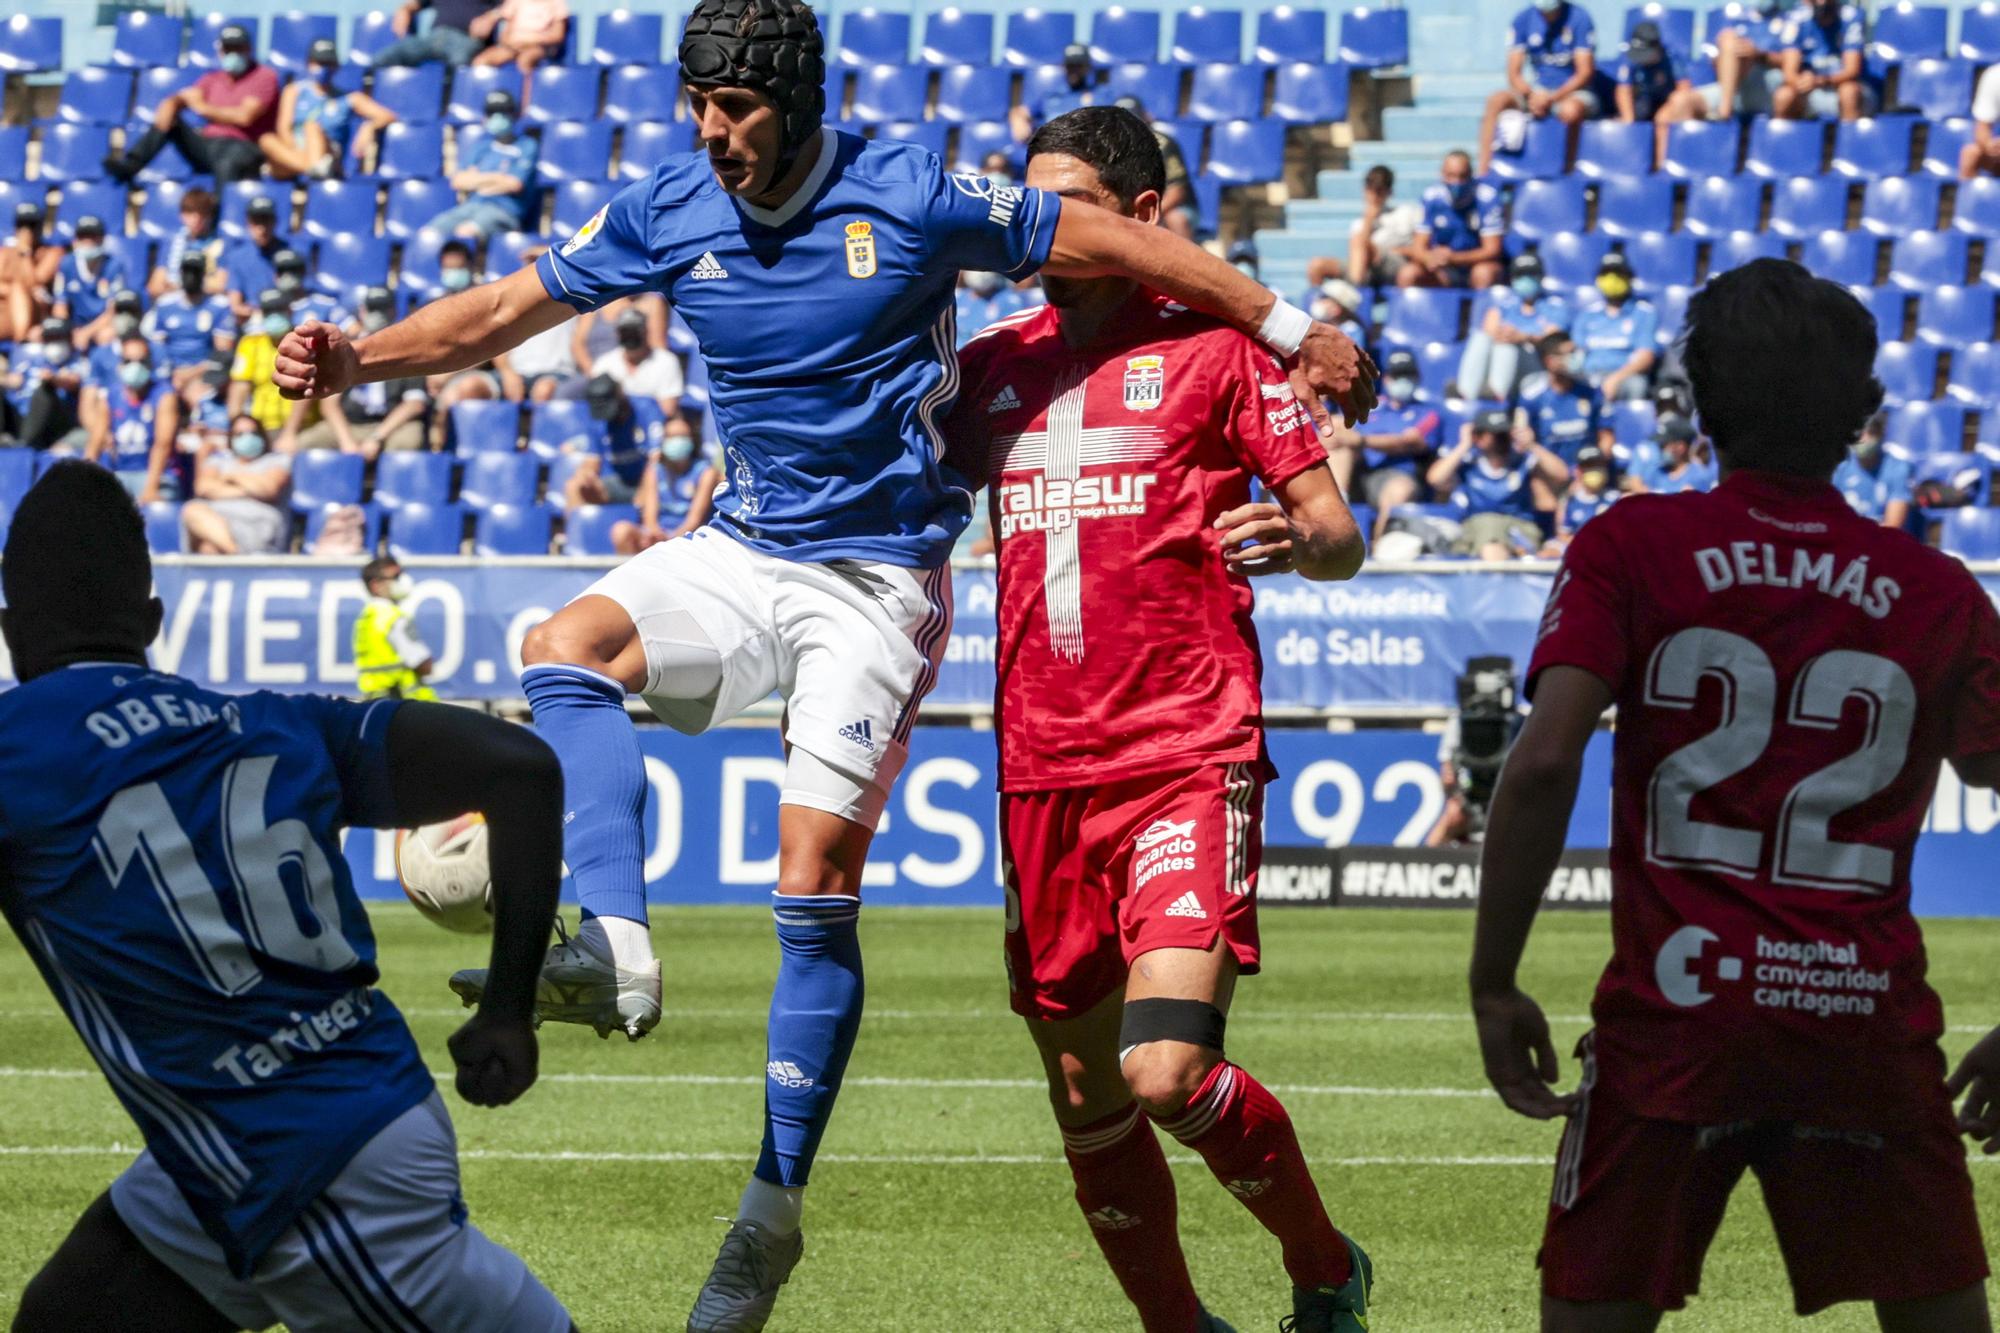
[947,291,1328,791]
[1531,470,2000,1129]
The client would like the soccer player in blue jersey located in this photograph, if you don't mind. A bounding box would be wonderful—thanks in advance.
[273,1,1375,1325]
[3,462,574,1333]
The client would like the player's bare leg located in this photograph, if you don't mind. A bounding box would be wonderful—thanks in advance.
[1540,1297,1662,1332]
[14,1193,235,1333]
[1876,1284,1993,1333]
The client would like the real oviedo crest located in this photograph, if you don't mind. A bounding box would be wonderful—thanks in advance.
[845,221,877,279]
[1123,355,1164,411]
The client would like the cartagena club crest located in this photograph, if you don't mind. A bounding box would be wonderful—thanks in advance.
[845,221,877,279]
[1124,355,1164,411]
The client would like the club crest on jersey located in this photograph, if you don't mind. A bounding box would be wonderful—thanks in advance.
[561,204,608,257]
[1123,355,1165,411]
[845,221,877,279]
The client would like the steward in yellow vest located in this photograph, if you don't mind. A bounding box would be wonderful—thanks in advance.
[354,557,438,700]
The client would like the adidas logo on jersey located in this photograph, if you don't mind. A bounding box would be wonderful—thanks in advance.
[1134,817,1198,851]
[1084,1207,1143,1231]
[690,251,729,281]
[767,1060,814,1089]
[988,384,1021,414]
[839,719,876,751]
[1163,891,1208,920]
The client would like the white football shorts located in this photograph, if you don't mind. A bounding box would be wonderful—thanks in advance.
[110,1092,569,1333]
[578,525,953,829]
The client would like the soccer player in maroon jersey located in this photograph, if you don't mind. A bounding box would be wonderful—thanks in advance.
[945,107,1374,1333]
[1470,257,2000,1331]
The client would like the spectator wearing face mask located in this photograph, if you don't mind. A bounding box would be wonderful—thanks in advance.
[143,253,239,387]
[1546,441,1620,552]
[612,420,721,556]
[954,269,1028,346]
[1775,0,1874,120]
[222,196,290,324]
[1397,152,1505,290]
[1478,0,1599,179]
[182,415,293,555]
[84,335,182,503]
[1011,44,1101,143]
[1515,331,1610,466]
[1830,411,1911,528]
[104,24,278,185]
[1700,0,1791,116]
[230,289,310,434]
[354,557,439,700]
[1348,166,1424,287]
[1225,240,1287,303]
[1571,252,1657,402]
[424,242,508,440]
[1630,412,1717,494]
[430,92,539,240]
[4,318,87,451]
[1615,22,1706,166]
[272,247,351,330]
[1304,277,1368,349]
[296,289,434,455]
[1456,251,1572,401]
[51,217,127,350]
[565,372,666,507]
[0,203,63,344]
[1430,407,1569,559]
[262,39,399,180]
[148,188,226,301]
[589,308,684,421]
[1325,349,1442,539]
[86,289,147,395]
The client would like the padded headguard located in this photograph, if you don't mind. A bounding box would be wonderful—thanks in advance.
[679,0,826,168]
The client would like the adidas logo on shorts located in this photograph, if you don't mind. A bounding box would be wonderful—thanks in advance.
[988,384,1021,414]
[767,1060,814,1089]
[690,251,730,280]
[1084,1206,1143,1231]
[839,719,876,751]
[1163,891,1208,920]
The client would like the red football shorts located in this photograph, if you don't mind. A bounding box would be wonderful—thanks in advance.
[1000,762,1263,1021]
[1542,1033,1990,1314]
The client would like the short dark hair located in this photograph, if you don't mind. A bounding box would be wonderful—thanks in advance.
[1535,330,1573,362]
[180,187,216,218]
[1683,258,1883,477]
[1026,106,1165,208]
[1,462,153,672]
[440,239,473,263]
[1364,165,1394,193]
[361,556,400,587]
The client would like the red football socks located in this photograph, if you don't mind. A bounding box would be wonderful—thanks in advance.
[1060,1102,1205,1333]
[1154,1061,1353,1290]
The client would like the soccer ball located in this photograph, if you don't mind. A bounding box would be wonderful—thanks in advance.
[395,813,493,934]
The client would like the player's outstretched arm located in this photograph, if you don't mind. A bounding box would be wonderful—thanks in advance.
[1468,665,1611,1120]
[1041,205,1377,430]
[273,266,573,401]
[384,703,564,1108]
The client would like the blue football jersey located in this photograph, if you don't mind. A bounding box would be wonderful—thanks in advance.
[1785,2,1864,76]
[1833,450,1913,521]
[1509,2,1598,89]
[1450,451,1539,520]
[1519,380,1601,464]
[53,251,128,325]
[537,131,1061,568]
[143,291,237,372]
[1560,484,1618,534]
[0,668,433,1278]
[1572,299,1659,377]
[1418,181,1505,254]
[104,379,174,473]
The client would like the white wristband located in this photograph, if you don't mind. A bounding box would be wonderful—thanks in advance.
[1257,299,1313,359]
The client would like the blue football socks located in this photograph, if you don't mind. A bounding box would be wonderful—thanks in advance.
[755,893,865,1188]
[521,664,649,927]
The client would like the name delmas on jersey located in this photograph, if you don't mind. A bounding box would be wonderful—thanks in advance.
[1693,539,1900,619]
[1135,817,1199,890]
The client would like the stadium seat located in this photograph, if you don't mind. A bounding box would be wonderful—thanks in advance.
[1625,230,1700,291]
[376,123,445,180]
[1206,119,1285,185]
[447,66,523,125]
[1889,229,1970,289]
[1948,340,2000,406]
[1537,231,1614,291]
[1662,118,1741,178]
[136,179,196,238]
[930,65,1009,125]
[837,9,912,67]
[850,64,929,124]
[348,9,399,64]
[1004,10,1075,67]
[1859,175,1941,235]
[54,182,128,239]
[953,121,1017,173]
[564,504,638,555]
[1188,63,1268,121]
[552,179,618,236]
[111,10,185,67]
[460,451,541,510]
[1269,62,1346,124]
[385,179,457,240]
[1648,284,1691,345]
[1939,507,2000,558]
[537,122,615,183]
[1745,118,1827,178]
[131,66,202,128]
[1091,7,1162,64]
[450,400,525,456]
[877,121,950,156]
[301,502,382,555]
[524,64,600,125]
[289,451,366,511]
[303,178,378,242]
[140,500,183,555]
[1594,175,1676,237]
[1624,3,1697,60]
[1019,63,1075,108]
[0,449,37,510]
[56,68,134,126]
[528,400,602,460]
[586,10,663,64]
[1799,229,1881,285]
[218,180,285,240]
[475,502,554,555]
[1404,340,1462,400]
[1339,6,1408,67]
[188,15,259,70]
[103,232,152,280]
[1887,401,1967,456]
[316,232,392,296]
[387,501,466,557]
[921,8,994,66]
[1963,0,2000,61]
[398,228,456,297]
[372,452,454,513]
[0,16,63,72]
[622,121,696,177]
[1680,176,1764,238]
[0,127,27,183]
[1104,63,1185,118]
[1253,5,1327,64]
[1763,175,1847,238]
[1509,178,1587,241]
[1488,118,1568,182]
[1831,117,1917,180]
[1851,284,1911,341]
[268,12,338,75]
[1707,229,1785,275]
[1874,340,1940,403]
[1871,2,1949,61]
[1173,7,1244,64]
[1381,287,1468,345]
[1894,57,1973,119]
[1917,285,1998,345]
[603,62,681,125]
[1574,121,1654,180]
[35,126,111,184]
[1606,400,1656,448]
[1922,117,1975,177]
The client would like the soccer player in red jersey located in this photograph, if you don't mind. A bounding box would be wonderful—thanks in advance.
[945,107,1375,1333]
[1470,258,2000,1331]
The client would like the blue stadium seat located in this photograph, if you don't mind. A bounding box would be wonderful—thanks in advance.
[1962,176,2000,240]
[188,15,259,70]
[1963,0,2000,61]
[1104,63,1185,118]
[1887,400,1969,454]
[1593,175,1675,238]
[1381,287,1468,345]
[0,450,37,509]
[1404,339,1462,400]
[1874,340,1940,404]
[1091,7,1162,64]
[450,400,524,456]
[269,12,338,75]
[1851,284,1911,342]
[1939,507,2000,558]
[460,451,541,510]
[1625,230,1700,292]
[376,123,445,180]
[823,68,852,118]
[53,185,126,244]
[111,11,185,68]
[136,178,197,238]
[590,9,664,65]
[104,233,152,281]
[953,121,1017,173]
[303,178,378,241]
[447,66,523,125]
[1662,118,1740,178]
[289,450,366,511]
[1270,63,1347,124]
[1206,119,1285,184]
[373,451,454,511]
[36,125,111,184]
[1156,117,1210,161]
[1004,10,1076,67]
[1188,63,1268,121]
[301,502,382,555]
[1254,5,1327,64]
[1489,118,1568,181]
[131,67,200,126]
[1745,118,1826,177]
[1922,117,1975,177]
[0,16,64,73]
[1916,285,1998,345]
[317,231,392,296]
[1766,174,1849,238]
[1871,2,1949,61]
[56,69,135,126]
[1606,400,1656,448]
[1859,175,1941,235]
[141,500,183,555]
[552,179,618,235]
[837,9,911,67]
[1831,117,1917,180]
[1799,229,1880,285]
[921,9,994,66]
[1538,230,1614,291]
[1018,63,1074,108]
[850,64,929,124]
[217,181,285,240]
[387,501,465,557]
[1339,6,1408,67]
[1174,7,1244,64]
[621,121,696,177]
[1707,229,1785,275]
[932,65,1011,124]
[1509,178,1587,241]
[475,503,553,555]
[349,10,399,64]
[877,121,950,156]
[1895,57,1973,119]
[398,227,456,296]
[1948,341,2000,406]
[528,399,601,460]
[537,122,614,183]
[385,179,457,240]
[525,64,600,125]
[603,63,681,125]
[565,504,639,555]
[0,127,27,183]
[1574,121,1653,180]
[1680,175,1763,238]
[1889,229,1970,289]
[1624,4,1696,60]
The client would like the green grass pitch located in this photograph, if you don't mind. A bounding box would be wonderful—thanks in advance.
[2,906,1996,1330]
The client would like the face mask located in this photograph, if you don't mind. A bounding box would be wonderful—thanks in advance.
[440,267,472,293]
[309,64,335,86]
[986,170,1014,188]
[362,309,391,332]
[1597,273,1632,302]
[73,242,101,264]
[1445,180,1474,212]
[486,113,514,138]
[221,52,249,76]
[1512,276,1542,301]
[385,574,415,601]
[118,360,151,389]
[113,313,139,336]
[1580,468,1609,491]
[41,341,68,363]
[276,272,302,294]
[661,434,696,464]
[1563,349,1586,376]
[261,314,289,338]
[231,431,266,459]
[1854,436,1882,461]
[1383,375,1417,404]
[1536,0,1564,12]
[1233,260,1258,279]
[965,270,1003,297]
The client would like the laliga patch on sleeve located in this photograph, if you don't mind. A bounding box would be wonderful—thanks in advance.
[561,205,609,257]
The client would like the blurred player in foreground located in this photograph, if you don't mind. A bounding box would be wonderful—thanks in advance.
[1469,258,2000,1331]
[271,1,1374,1326]
[947,108,1373,1333]
[2,462,573,1332]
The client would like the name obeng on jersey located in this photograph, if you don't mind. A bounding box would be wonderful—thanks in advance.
[997,472,1159,539]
